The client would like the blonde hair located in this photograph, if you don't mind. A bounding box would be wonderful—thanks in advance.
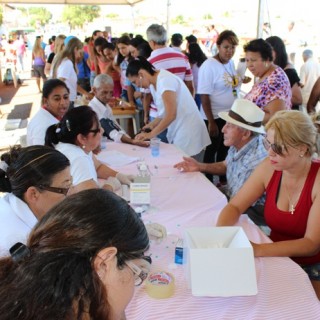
[52,37,83,78]
[265,110,317,156]
[32,37,43,55]
[54,34,66,54]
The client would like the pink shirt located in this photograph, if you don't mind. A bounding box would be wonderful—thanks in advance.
[245,66,292,111]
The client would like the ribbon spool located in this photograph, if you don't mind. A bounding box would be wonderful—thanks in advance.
[145,271,175,299]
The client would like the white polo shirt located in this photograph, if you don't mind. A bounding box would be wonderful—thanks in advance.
[0,193,37,257]
[56,142,97,186]
[27,108,58,146]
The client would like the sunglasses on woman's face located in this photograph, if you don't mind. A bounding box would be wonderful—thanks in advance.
[262,137,284,155]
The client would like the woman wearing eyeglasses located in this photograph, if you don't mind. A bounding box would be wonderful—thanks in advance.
[0,189,150,319]
[0,145,72,256]
[45,106,133,194]
[217,110,320,299]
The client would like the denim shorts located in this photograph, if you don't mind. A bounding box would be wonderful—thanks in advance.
[301,263,320,281]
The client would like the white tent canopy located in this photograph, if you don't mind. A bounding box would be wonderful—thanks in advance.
[0,0,143,4]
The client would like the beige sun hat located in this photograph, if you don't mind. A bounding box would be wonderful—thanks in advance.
[218,99,265,134]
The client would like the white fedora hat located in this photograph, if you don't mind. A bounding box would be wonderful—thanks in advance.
[218,99,265,134]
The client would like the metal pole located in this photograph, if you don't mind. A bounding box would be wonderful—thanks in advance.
[257,0,265,38]
[166,0,171,37]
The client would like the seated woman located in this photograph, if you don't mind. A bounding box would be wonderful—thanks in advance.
[217,110,320,299]
[244,38,292,124]
[126,57,210,159]
[27,79,70,146]
[0,145,71,255]
[0,189,150,319]
[45,106,133,194]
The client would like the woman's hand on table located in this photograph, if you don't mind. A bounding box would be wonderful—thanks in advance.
[146,223,167,239]
[103,176,122,192]
[135,131,152,141]
[116,173,135,185]
[174,156,201,172]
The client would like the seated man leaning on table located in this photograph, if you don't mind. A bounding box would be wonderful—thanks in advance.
[89,73,149,147]
[174,99,268,227]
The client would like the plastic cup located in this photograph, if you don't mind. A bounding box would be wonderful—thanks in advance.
[150,138,161,157]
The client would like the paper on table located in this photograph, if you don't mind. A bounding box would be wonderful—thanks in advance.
[97,150,139,167]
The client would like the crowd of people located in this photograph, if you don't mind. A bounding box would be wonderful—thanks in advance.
[1,22,320,315]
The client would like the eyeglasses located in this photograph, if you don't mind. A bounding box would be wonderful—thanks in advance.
[37,184,70,196]
[88,127,101,136]
[262,137,285,155]
[125,256,151,287]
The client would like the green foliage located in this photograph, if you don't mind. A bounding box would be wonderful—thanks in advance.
[0,5,3,26]
[106,13,119,19]
[62,5,101,29]
[20,7,52,28]
[203,13,212,20]
[171,14,185,25]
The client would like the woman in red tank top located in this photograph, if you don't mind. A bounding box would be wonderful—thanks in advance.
[217,110,320,299]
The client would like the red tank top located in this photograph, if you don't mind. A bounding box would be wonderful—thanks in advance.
[265,161,320,265]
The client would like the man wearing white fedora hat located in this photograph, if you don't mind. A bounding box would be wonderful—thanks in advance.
[174,98,268,226]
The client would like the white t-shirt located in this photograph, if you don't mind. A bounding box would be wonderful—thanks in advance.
[0,193,37,257]
[57,58,78,101]
[88,97,125,143]
[150,69,210,156]
[197,58,240,119]
[55,142,97,186]
[27,107,58,146]
[300,58,320,105]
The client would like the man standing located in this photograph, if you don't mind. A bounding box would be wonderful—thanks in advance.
[174,99,268,226]
[300,49,320,110]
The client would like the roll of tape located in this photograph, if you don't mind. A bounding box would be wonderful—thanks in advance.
[145,271,175,299]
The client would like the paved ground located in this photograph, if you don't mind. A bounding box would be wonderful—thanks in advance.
[0,69,42,153]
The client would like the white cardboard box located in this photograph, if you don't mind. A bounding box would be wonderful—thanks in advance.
[184,227,258,297]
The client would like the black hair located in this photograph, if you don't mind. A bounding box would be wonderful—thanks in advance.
[137,42,152,59]
[0,189,149,320]
[101,41,116,51]
[126,56,156,77]
[243,38,273,61]
[42,79,69,100]
[116,35,133,66]
[45,106,100,147]
[0,145,70,200]
[187,43,207,67]
[93,36,108,55]
[265,36,288,69]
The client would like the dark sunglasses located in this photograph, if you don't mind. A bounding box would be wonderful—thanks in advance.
[262,137,284,155]
[37,184,70,196]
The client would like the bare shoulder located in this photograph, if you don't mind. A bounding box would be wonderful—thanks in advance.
[254,157,274,185]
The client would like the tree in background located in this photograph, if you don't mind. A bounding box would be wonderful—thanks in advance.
[62,5,101,29]
[20,7,52,28]
[0,5,3,26]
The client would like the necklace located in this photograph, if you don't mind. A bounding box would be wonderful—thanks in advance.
[216,55,238,97]
[283,179,302,215]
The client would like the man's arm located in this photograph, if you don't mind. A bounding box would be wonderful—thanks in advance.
[307,77,320,113]
[174,156,227,175]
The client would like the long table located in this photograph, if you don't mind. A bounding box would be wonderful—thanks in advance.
[97,142,320,320]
